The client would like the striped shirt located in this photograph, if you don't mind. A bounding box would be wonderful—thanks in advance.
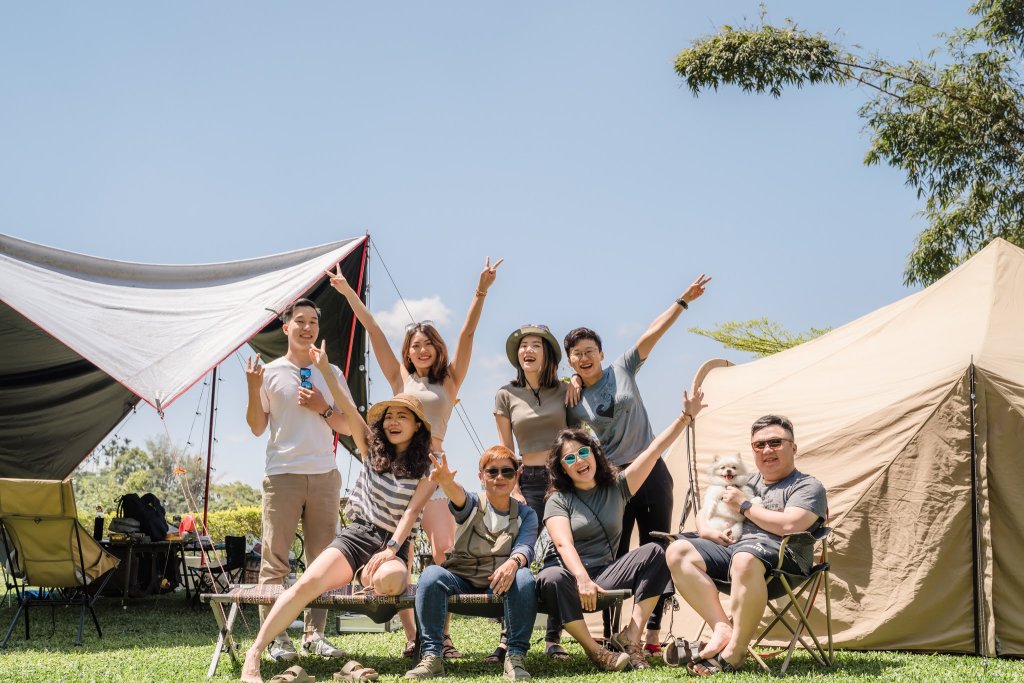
[345,465,421,533]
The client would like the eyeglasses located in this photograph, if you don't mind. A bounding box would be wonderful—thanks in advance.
[569,348,600,361]
[405,320,436,334]
[751,438,792,451]
[298,367,313,390]
[561,446,592,465]
[483,467,518,479]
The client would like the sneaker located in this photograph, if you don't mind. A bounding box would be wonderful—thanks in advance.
[405,654,445,680]
[587,647,629,672]
[302,633,347,658]
[503,652,531,681]
[267,634,299,663]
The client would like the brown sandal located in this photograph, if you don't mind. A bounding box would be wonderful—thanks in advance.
[587,647,629,672]
[441,634,462,659]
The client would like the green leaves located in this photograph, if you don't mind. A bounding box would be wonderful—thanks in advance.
[689,318,831,357]
[675,1,1024,286]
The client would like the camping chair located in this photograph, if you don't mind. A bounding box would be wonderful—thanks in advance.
[0,478,120,646]
[188,535,246,606]
[656,526,834,675]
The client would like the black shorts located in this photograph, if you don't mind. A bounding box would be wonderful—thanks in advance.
[687,535,805,580]
[328,519,410,573]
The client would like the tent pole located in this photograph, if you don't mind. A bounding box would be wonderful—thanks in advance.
[968,361,985,656]
[202,366,217,532]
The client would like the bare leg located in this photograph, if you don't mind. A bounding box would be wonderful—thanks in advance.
[400,546,417,645]
[616,596,661,646]
[665,539,731,659]
[718,553,767,669]
[561,618,607,659]
[241,548,354,683]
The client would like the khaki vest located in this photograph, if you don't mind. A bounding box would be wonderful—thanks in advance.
[442,497,520,589]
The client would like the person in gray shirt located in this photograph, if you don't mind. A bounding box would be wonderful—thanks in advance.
[563,272,711,652]
[665,415,827,675]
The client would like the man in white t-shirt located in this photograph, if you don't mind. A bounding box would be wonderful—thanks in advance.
[245,298,353,663]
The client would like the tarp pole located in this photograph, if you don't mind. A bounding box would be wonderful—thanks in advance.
[202,366,217,532]
[968,361,986,656]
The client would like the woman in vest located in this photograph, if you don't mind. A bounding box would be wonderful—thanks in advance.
[493,324,578,662]
[241,342,436,683]
[327,258,502,657]
[406,445,538,682]
[536,389,707,672]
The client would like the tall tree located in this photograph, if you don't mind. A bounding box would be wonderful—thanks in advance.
[675,0,1024,286]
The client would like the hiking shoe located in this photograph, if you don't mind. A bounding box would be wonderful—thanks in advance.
[587,647,629,672]
[610,632,650,670]
[302,633,347,658]
[267,634,299,663]
[503,652,531,681]
[405,654,445,680]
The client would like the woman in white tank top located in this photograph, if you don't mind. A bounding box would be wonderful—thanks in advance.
[326,257,502,656]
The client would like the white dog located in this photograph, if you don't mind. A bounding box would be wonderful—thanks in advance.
[702,453,761,541]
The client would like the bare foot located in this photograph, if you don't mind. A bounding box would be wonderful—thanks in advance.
[699,622,732,659]
[240,647,263,683]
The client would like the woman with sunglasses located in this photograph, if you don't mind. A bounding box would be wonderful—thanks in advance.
[242,341,436,683]
[326,257,502,657]
[491,324,577,663]
[536,388,707,671]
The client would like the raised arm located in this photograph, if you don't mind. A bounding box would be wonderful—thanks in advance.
[446,257,503,397]
[244,354,269,436]
[326,265,404,394]
[624,388,707,494]
[309,341,370,458]
[635,274,712,361]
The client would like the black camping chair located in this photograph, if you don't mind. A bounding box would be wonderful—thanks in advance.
[189,535,246,606]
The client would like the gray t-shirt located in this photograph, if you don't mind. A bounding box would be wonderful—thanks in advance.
[566,346,654,466]
[542,474,632,569]
[742,469,827,572]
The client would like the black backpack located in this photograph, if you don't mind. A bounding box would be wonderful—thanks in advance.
[117,493,170,542]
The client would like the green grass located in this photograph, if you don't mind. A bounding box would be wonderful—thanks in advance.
[1,593,1023,682]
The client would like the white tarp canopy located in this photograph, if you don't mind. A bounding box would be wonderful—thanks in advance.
[665,238,1024,656]
[0,234,369,479]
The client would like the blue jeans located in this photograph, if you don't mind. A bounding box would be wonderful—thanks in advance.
[415,564,537,657]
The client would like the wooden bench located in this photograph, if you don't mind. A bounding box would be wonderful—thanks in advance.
[202,583,631,678]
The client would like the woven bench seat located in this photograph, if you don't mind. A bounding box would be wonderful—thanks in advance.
[201,583,630,677]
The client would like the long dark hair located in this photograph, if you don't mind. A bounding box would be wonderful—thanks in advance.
[367,416,432,479]
[511,337,560,389]
[546,428,618,497]
[401,323,450,384]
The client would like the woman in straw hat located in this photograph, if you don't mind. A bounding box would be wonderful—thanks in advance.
[326,257,501,658]
[242,341,436,683]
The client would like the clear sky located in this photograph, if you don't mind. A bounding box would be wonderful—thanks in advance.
[1,2,973,494]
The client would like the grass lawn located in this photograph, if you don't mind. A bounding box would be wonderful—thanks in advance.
[1,592,1023,682]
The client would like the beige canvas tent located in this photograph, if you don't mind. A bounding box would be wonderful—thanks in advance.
[665,238,1024,656]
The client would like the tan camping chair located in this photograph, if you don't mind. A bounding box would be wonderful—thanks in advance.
[658,523,834,675]
[0,478,120,647]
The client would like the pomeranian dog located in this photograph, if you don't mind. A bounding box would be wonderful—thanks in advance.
[702,453,760,541]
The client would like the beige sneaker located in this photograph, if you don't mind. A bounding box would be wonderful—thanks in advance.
[405,654,445,680]
[503,652,531,681]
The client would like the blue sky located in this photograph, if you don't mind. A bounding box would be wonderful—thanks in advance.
[1,2,972,493]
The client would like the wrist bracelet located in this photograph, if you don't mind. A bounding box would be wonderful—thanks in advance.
[512,555,524,569]
[476,289,487,297]
[675,297,689,309]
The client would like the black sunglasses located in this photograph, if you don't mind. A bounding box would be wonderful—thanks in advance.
[751,438,791,451]
[299,367,313,389]
[483,467,517,479]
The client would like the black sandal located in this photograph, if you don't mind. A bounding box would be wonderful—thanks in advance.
[483,645,507,665]
[441,634,462,659]
[663,638,705,667]
[686,653,740,676]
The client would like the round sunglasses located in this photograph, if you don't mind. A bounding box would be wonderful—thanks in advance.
[561,446,592,465]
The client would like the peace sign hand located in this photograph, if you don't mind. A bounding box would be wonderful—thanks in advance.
[428,451,457,487]
[245,355,264,389]
[477,256,504,294]
[679,273,713,305]
[324,264,352,294]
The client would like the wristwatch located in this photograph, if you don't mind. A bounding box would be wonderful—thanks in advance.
[320,406,334,420]
[739,500,752,516]
[385,539,400,553]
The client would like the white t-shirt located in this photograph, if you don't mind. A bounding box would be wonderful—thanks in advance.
[259,357,351,476]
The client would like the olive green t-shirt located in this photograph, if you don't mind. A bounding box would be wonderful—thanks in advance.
[542,473,632,569]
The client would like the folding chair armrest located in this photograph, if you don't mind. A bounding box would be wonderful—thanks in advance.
[776,526,832,569]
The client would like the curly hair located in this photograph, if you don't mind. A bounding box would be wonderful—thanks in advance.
[401,323,450,384]
[545,428,618,497]
[366,416,432,479]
